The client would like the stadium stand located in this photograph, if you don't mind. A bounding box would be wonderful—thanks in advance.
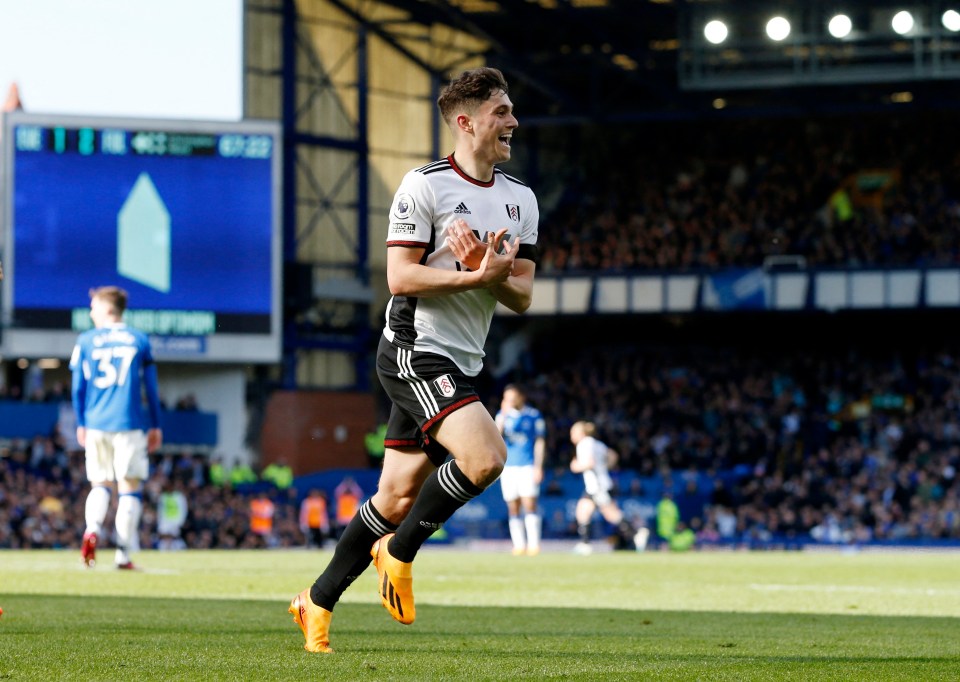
[3,83,959,554]
[3,313,958,550]
[538,112,960,272]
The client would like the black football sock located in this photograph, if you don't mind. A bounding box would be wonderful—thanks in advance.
[578,522,591,543]
[311,500,396,611]
[388,460,483,562]
[617,519,636,539]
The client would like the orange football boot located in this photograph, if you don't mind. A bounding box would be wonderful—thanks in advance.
[289,589,334,654]
[370,534,415,625]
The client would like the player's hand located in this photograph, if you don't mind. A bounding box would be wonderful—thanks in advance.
[446,219,487,270]
[147,428,163,453]
[533,467,543,485]
[475,228,517,286]
[76,426,86,448]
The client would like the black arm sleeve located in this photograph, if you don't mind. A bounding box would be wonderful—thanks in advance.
[516,243,539,265]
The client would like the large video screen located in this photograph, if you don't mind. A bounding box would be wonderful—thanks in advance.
[1,112,282,363]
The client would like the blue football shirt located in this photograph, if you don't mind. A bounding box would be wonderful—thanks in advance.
[498,406,546,467]
[70,323,162,432]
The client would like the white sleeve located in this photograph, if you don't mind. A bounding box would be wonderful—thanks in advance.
[387,171,435,245]
[576,440,592,468]
[520,189,539,247]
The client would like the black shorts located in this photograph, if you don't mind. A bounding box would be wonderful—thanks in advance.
[376,334,480,466]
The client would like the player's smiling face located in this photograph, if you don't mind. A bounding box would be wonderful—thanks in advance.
[470,90,517,166]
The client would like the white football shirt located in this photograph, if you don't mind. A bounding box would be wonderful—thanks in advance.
[383,154,539,375]
[576,435,613,496]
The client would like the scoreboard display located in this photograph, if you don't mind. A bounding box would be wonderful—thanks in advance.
[1,112,282,363]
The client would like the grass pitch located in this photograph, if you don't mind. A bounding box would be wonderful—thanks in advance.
[1,547,959,680]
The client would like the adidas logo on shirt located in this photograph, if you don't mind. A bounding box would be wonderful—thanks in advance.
[453,202,471,214]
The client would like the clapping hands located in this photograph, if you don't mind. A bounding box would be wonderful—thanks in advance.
[446,219,519,286]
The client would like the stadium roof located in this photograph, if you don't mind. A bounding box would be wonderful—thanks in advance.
[370,0,682,123]
[367,0,960,124]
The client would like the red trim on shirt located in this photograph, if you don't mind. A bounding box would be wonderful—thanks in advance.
[387,240,427,248]
[447,154,494,188]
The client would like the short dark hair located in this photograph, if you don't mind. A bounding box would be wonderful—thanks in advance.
[89,285,128,315]
[437,67,509,124]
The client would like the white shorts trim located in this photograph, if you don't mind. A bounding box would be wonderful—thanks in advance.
[499,465,539,502]
[85,429,149,482]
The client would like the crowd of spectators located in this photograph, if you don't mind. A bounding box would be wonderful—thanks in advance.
[504,316,960,547]
[536,111,960,273]
[4,316,958,552]
[4,110,960,551]
[0,443,311,551]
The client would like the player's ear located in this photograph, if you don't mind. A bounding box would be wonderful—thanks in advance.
[457,114,473,134]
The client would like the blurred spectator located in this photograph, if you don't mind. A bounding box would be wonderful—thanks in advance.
[174,393,199,411]
[656,490,680,544]
[208,456,227,487]
[229,461,258,487]
[333,476,363,539]
[249,491,276,546]
[299,488,330,549]
[261,457,293,491]
[185,453,209,488]
[364,422,387,466]
[157,479,189,550]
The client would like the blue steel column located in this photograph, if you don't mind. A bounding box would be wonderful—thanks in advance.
[281,0,299,388]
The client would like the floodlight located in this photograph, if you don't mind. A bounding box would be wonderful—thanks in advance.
[704,20,728,45]
[892,10,914,35]
[766,16,791,41]
[828,14,852,38]
[944,9,960,32]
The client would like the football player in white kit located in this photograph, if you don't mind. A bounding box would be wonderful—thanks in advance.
[570,421,648,554]
[495,384,546,555]
[291,67,539,653]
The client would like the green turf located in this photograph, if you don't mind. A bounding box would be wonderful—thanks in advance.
[1,548,959,680]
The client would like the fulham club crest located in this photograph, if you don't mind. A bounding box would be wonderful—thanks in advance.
[434,374,456,398]
[505,204,520,222]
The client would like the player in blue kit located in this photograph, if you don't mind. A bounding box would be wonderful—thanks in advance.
[71,286,163,569]
[495,384,546,555]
